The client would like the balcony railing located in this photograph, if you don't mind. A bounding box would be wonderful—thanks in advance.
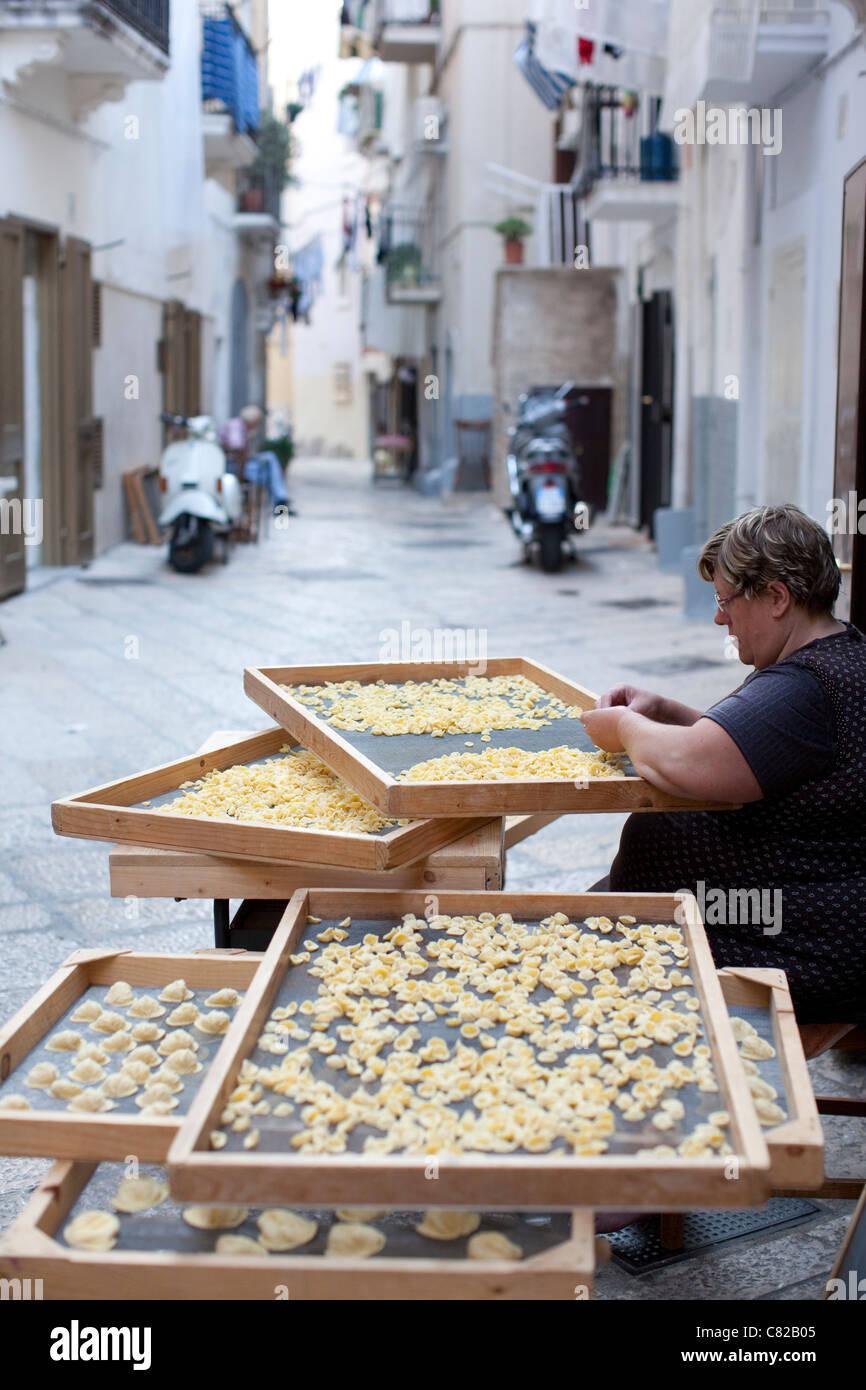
[380,205,441,304]
[0,0,170,102]
[582,90,679,187]
[378,0,440,21]
[101,0,169,53]
[373,0,440,63]
[237,164,281,224]
[675,0,831,108]
[580,89,680,225]
[201,2,259,134]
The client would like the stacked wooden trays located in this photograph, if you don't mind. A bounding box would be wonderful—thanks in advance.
[51,727,494,871]
[0,893,824,1300]
[243,658,742,817]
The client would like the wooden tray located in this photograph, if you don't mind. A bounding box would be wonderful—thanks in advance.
[0,949,261,1162]
[168,889,770,1209]
[0,1161,594,1301]
[51,727,493,870]
[718,968,823,1191]
[108,820,506,899]
[244,658,742,817]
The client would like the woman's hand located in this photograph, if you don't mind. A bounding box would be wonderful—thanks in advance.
[580,707,627,753]
[595,685,664,718]
[595,686,703,727]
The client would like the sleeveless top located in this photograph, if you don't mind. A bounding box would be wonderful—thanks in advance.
[609,622,866,1023]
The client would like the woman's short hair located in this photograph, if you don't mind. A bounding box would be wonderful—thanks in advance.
[697,504,840,614]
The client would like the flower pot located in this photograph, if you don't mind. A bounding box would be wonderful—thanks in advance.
[504,238,525,265]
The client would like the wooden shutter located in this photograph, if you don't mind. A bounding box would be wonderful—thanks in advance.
[0,219,26,600]
[184,308,202,416]
[59,235,96,564]
[160,298,186,418]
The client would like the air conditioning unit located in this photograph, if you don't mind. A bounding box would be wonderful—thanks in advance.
[414,96,447,150]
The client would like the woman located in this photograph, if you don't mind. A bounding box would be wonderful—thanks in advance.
[581,504,866,1032]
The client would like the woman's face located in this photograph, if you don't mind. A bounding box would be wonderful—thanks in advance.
[713,577,784,669]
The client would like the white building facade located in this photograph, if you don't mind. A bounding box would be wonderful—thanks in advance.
[0,0,277,595]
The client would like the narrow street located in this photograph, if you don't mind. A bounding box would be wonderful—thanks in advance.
[0,459,860,1299]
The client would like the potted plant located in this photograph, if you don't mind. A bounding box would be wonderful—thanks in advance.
[495,217,533,265]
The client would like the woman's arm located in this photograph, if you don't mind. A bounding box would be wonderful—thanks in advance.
[582,707,764,803]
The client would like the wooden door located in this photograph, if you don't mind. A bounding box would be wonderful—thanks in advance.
[0,219,26,600]
[59,235,96,565]
[562,386,612,516]
[834,158,866,630]
[161,301,202,419]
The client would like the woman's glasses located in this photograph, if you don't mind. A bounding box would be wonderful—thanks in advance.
[714,589,743,612]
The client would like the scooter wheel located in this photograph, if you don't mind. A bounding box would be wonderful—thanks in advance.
[538,523,564,574]
[169,516,214,573]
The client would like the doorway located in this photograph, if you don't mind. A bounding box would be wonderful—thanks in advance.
[833,158,866,630]
[639,289,675,534]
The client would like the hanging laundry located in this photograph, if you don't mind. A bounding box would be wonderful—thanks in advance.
[578,37,595,65]
[513,21,576,112]
[531,0,580,81]
[603,43,624,59]
[290,236,325,319]
[377,210,392,266]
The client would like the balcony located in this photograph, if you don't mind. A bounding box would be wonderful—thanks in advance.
[235,166,280,238]
[201,2,259,172]
[0,0,169,115]
[381,205,441,305]
[580,88,680,225]
[339,0,375,58]
[670,1,831,111]
[375,0,441,64]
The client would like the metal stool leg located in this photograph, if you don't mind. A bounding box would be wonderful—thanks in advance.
[660,1213,686,1251]
[214,899,231,949]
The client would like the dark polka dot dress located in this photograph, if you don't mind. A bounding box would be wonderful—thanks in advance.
[609,622,866,1024]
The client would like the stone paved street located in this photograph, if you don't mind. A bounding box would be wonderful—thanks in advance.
[0,456,862,1298]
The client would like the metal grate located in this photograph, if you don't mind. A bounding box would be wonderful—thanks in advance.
[608,1198,821,1273]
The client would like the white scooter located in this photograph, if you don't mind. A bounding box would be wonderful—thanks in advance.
[157,413,242,573]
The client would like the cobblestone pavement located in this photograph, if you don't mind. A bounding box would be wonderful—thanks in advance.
[0,456,861,1297]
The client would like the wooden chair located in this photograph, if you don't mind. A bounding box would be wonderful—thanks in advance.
[658,1021,866,1252]
[790,1022,866,1200]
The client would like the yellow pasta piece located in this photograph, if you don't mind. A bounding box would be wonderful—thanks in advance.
[257,1210,318,1250]
[325,1223,386,1258]
[182,1205,248,1230]
[467,1231,523,1261]
[112,1176,168,1213]
[416,1211,481,1241]
[158,979,194,1003]
[64,1211,119,1251]
[103,982,135,1007]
